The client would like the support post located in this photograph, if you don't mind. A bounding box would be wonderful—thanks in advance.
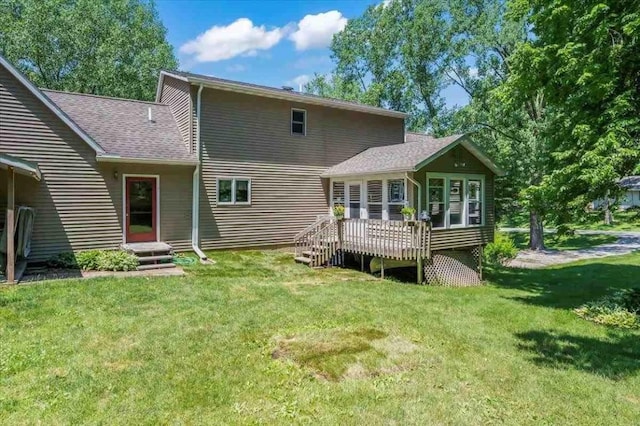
[380,257,384,279]
[337,218,344,267]
[417,257,424,284]
[360,254,364,272]
[478,244,483,281]
[6,167,15,284]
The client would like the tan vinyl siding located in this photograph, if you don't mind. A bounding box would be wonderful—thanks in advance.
[198,87,404,249]
[0,66,192,261]
[415,145,496,250]
[159,75,192,151]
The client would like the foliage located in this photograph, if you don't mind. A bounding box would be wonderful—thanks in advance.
[484,231,518,265]
[400,206,416,217]
[94,250,139,271]
[47,250,138,271]
[575,289,640,329]
[75,250,102,271]
[2,250,640,423]
[510,0,640,224]
[333,205,345,217]
[46,252,78,269]
[0,0,177,101]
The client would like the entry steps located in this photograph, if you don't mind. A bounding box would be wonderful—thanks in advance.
[121,242,175,271]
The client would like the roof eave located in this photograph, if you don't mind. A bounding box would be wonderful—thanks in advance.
[320,167,414,179]
[0,153,42,181]
[161,71,407,119]
[96,155,198,166]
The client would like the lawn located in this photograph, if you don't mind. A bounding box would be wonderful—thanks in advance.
[506,231,618,251]
[1,251,639,424]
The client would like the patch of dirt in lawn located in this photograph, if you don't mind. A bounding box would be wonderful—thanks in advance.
[272,327,418,381]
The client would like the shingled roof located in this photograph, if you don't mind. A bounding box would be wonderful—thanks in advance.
[158,70,406,119]
[43,90,197,164]
[321,133,504,177]
[620,176,640,190]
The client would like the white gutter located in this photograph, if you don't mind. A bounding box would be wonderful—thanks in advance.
[96,155,198,166]
[192,84,208,261]
[406,173,422,213]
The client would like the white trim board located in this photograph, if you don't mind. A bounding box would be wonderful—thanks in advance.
[0,54,106,154]
[121,174,161,244]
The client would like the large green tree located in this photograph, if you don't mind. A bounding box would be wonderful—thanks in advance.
[0,0,177,101]
[510,0,640,225]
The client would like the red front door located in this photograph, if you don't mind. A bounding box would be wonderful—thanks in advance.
[126,176,157,243]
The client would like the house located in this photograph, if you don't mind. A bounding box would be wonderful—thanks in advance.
[0,54,503,284]
[591,176,640,210]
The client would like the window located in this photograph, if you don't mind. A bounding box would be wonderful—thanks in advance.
[367,180,383,219]
[217,178,251,205]
[427,174,484,228]
[387,179,405,220]
[332,181,345,206]
[291,109,306,135]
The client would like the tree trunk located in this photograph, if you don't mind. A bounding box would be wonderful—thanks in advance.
[604,191,613,226]
[529,210,545,250]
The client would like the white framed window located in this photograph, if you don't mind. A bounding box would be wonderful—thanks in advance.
[426,173,485,228]
[291,108,306,135]
[217,178,251,205]
[367,180,383,219]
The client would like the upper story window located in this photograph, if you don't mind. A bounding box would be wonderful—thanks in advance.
[217,178,251,205]
[291,108,306,135]
[427,174,485,228]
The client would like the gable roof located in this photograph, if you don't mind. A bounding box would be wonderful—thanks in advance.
[157,70,407,119]
[321,133,505,178]
[620,176,640,190]
[0,153,42,181]
[0,54,106,154]
[43,90,197,165]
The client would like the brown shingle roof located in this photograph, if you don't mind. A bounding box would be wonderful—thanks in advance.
[321,133,464,177]
[42,90,196,163]
[620,176,640,190]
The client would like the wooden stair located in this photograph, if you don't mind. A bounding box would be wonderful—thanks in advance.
[121,242,175,271]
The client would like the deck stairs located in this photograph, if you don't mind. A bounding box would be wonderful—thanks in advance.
[294,216,339,267]
[121,242,175,271]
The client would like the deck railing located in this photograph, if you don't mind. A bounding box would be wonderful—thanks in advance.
[294,218,431,267]
[340,219,430,261]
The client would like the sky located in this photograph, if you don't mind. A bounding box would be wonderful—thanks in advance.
[155,0,469,108]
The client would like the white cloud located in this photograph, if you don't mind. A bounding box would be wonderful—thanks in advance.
[180,18,285,63]
[286,74,311,90]
[289,11,347,51]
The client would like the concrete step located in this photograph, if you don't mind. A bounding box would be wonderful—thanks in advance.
[302,250,319,257]
[137,263,176,271]
[137,254,174,263]
[294,256,312,265]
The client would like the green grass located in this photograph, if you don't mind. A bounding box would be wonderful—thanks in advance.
[507,231,618,250]
[1,250,639,424]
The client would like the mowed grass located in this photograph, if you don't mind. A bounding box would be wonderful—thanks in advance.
[1,251,639,424]
[507,231,618,251]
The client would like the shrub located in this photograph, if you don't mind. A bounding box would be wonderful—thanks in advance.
[484,232,518,265]
[47,252,78,269]
[75,250,102,271]
[575,289,640,329]
[95,251,139,272]
[333,205,345,217]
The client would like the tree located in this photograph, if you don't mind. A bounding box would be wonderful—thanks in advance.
[310,0,552,249]
[509,0,640,227]
[0,0,177,101]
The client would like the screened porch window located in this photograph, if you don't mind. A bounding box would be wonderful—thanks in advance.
[387,179,405,220]
[427,174,484,228]
[332,181,345,206]
[367,180,383,219]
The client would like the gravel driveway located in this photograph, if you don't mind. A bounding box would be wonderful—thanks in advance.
[500,228,640,269]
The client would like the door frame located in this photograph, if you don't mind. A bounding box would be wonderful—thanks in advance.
[345,181,364,219]
[122,174,160,243]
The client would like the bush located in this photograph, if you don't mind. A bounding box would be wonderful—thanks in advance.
[95,251,139,272]
[48,250,139,272]
[75,250,102,271]
[47,252,78,269]
[575,289,640,329]
[484,232,518,265]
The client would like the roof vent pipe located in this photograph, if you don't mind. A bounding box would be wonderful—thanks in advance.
[282,86,294,91]
[148,107,153,122]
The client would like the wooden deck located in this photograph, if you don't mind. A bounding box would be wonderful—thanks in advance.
[294,218,431,268]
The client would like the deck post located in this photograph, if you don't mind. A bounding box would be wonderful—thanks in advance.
[478,244,483,281]
[360,254,364,272]
[6,167,15,284]
[337,219,344,267]
[417,256,424,284]
[380,257,384,279]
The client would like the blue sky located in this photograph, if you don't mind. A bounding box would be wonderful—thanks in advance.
[155,0,469,108]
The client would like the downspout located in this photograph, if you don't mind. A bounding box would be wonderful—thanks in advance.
[192,84,208,261]
[406,172,422,213]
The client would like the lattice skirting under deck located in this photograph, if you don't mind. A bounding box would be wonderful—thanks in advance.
[424,246,483,287]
